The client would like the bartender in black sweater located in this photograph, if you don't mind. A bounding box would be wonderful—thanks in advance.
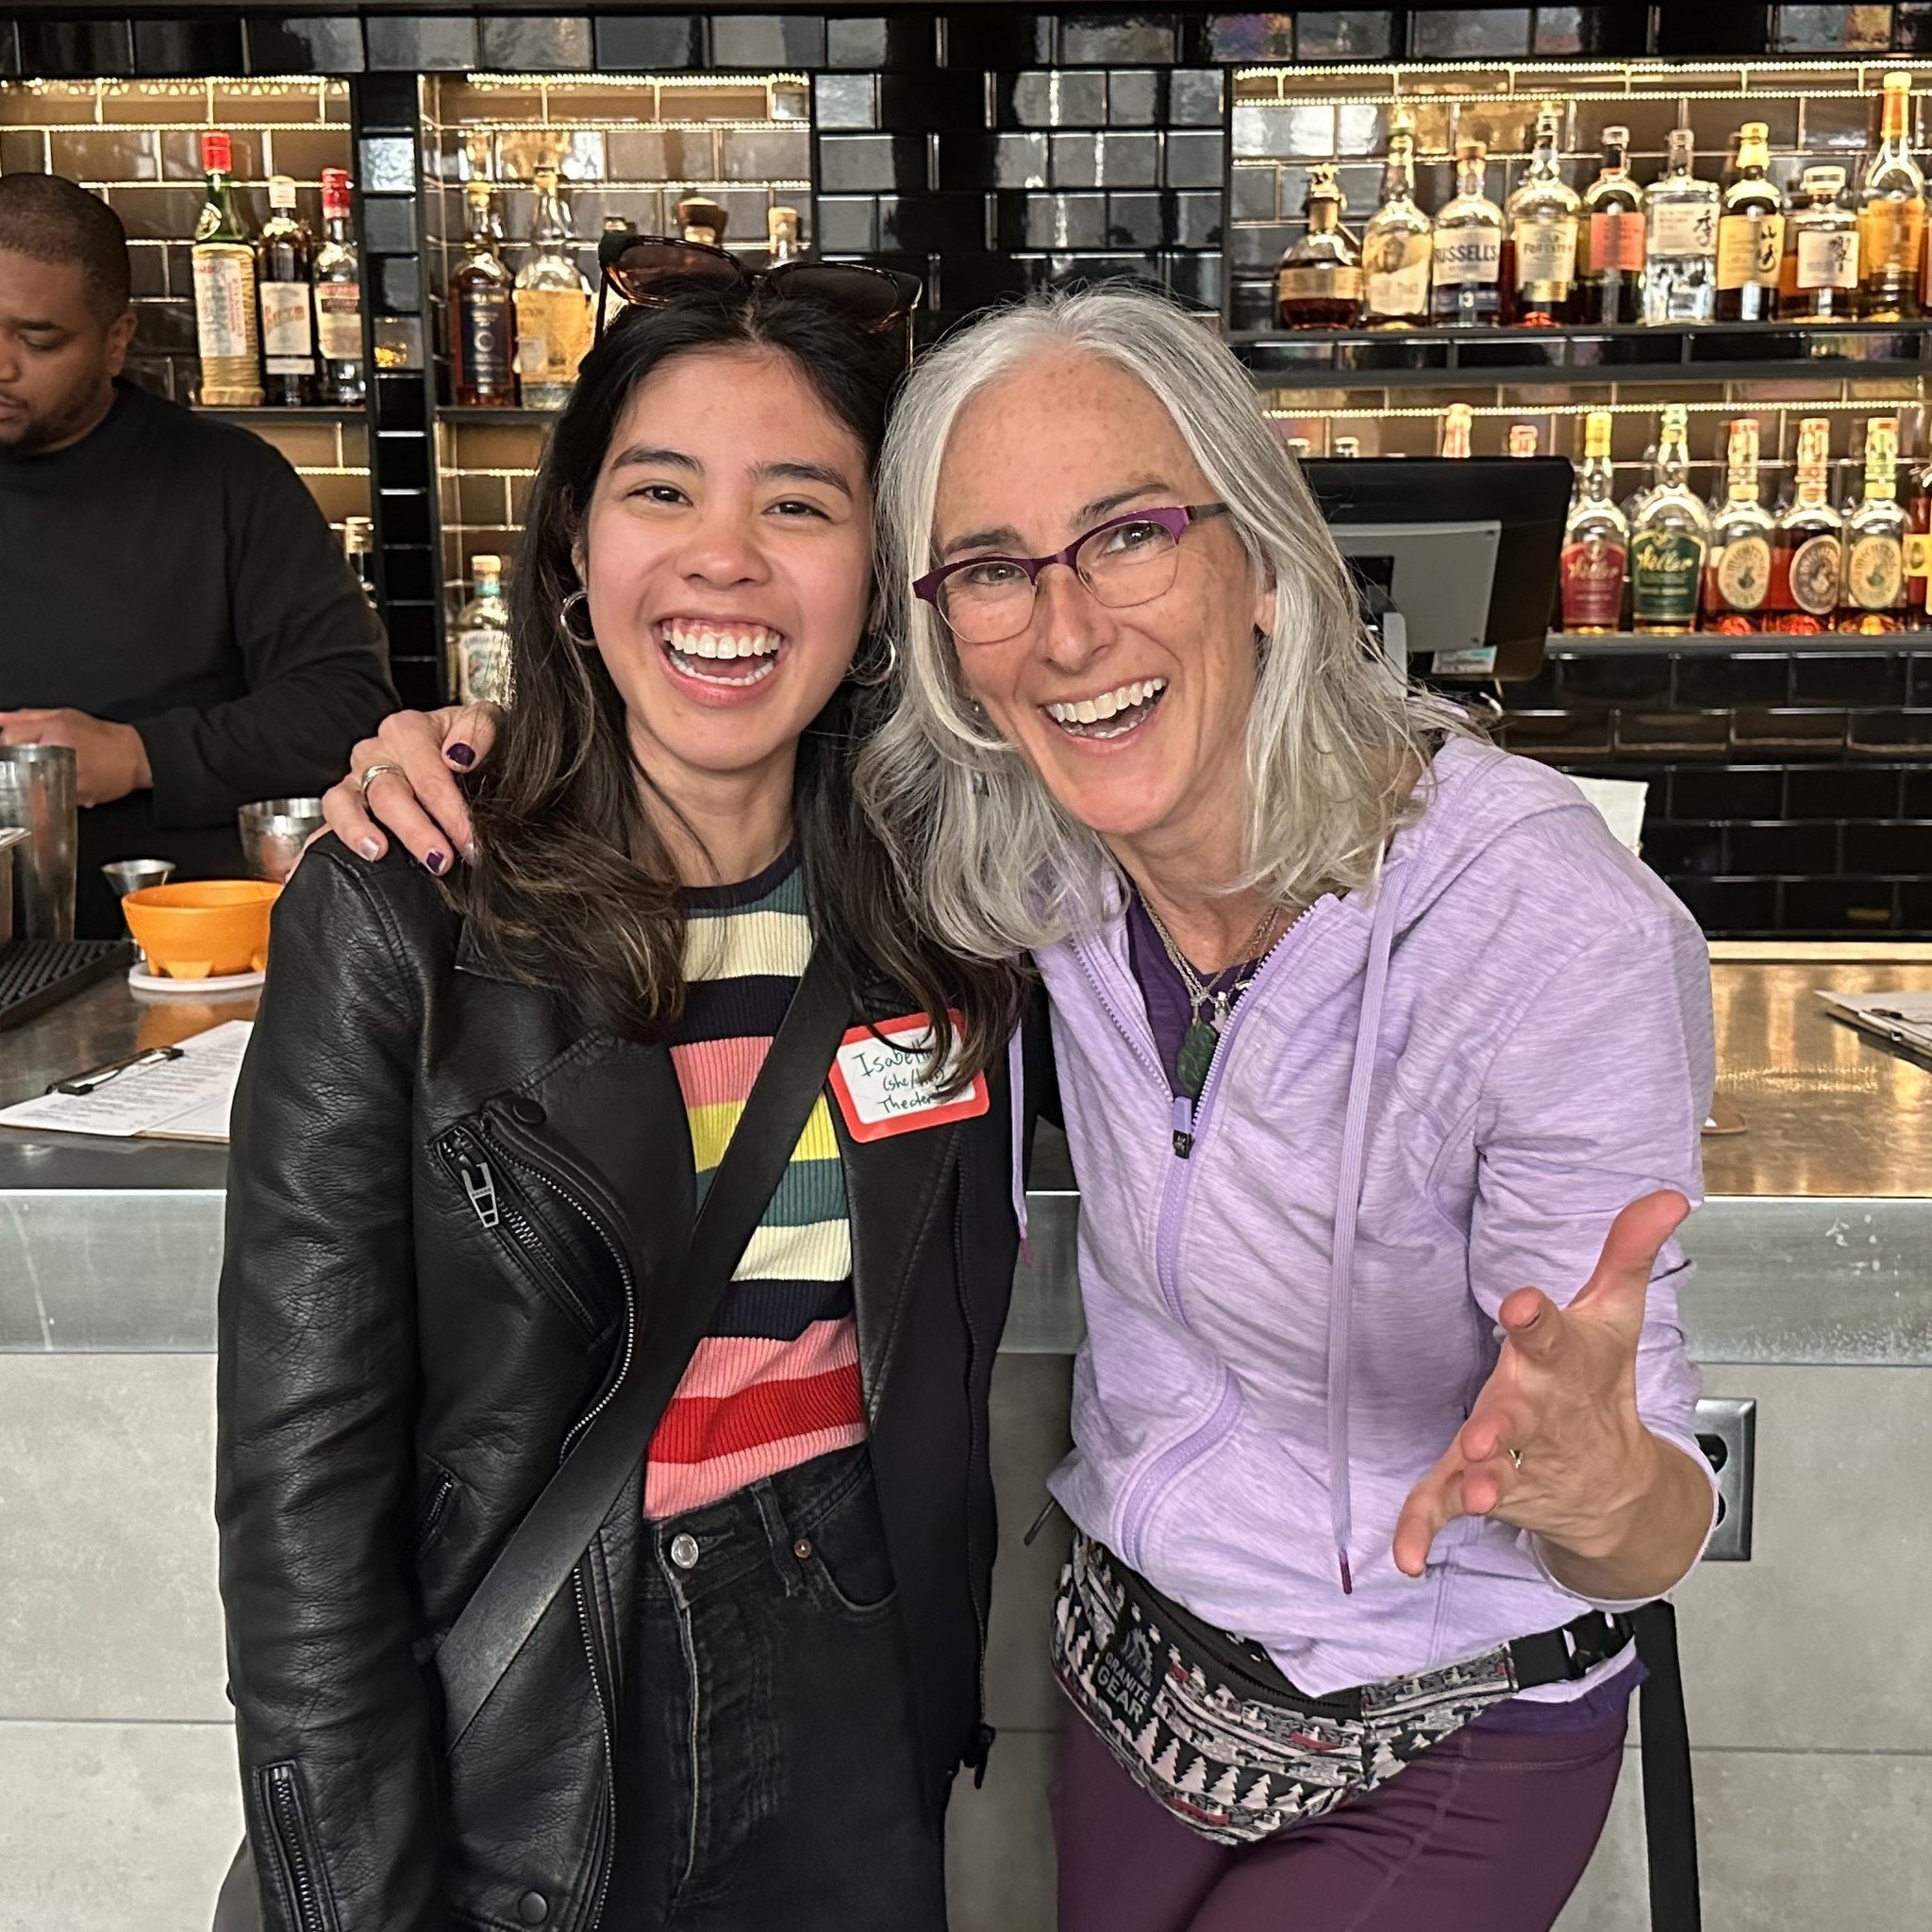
[0,172,396,938]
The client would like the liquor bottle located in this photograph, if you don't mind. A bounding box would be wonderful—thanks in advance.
[1626,405,1708,634]
[1839,416,1908,632]
[768,206,804,265]
[1575,125,1644,325]
[1429,142,1506,327]
[512,166,594,412]
[1907,438,1932,623]
[1713,124,1784,325]
[1441,403,1474,458]
[1641,128,1720,325]
[1505,105,1579,326]
[341,516,377,608]
[256,175,319,407]
[1275,166,1364,328]
[1766,419,1842,635]
[451,181,517,408]
[1559,410,1627,635]
[1507,425,1541,457]
[313,167,365,406]
[675,195,728,245]
[1700,420,1774,634]
[1858,70,1924,321]
[1332,435,1362,457]
[451,555,513,704]
[1360,109,1433,329]
[192,131,263,408]
[1781,167,1859,322]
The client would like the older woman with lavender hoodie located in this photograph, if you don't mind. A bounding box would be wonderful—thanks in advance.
[861,289,1720,1932]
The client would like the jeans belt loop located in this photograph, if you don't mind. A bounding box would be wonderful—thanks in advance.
[750,1481,806,1598]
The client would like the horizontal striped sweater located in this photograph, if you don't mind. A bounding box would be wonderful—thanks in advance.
[643,846,864,1519]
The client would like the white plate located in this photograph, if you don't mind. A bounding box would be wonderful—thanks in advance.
[127,965,266,996]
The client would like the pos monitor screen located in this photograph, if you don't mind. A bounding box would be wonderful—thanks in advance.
[1297,456,1573,683]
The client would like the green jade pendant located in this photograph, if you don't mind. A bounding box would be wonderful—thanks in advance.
[1174,1017,1220,1100]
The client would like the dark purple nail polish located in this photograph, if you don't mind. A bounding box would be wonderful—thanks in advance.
[425,850,448,875]
[447,742,475,769]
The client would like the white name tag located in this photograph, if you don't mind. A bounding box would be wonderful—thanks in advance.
[828,1011,991,1143]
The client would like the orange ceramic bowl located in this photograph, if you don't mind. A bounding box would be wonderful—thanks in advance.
[121,879,281,979]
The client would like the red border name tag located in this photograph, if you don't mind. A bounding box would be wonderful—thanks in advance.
[827,1010,990,1142]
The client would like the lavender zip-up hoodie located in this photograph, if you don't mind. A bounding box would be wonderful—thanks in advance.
[1038,738,1719,1698]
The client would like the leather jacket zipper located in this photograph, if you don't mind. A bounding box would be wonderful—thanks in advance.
[412,1469,456,1559]
[258,1763,331,1932]
[439,1124,605,1340]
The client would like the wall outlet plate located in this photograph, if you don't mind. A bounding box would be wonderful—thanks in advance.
[1695,1396,1756,1561]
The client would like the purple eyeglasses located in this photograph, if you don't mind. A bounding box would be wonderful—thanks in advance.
[912,503,1229,644]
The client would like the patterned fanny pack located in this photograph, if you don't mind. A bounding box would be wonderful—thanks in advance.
[1052,1532,1627,1847]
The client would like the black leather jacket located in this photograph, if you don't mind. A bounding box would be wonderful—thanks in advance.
[216,842,1039,1932]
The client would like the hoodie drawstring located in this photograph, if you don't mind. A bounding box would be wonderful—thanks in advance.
[1008,1027,1031,1264]
[1326,855,1404,1595]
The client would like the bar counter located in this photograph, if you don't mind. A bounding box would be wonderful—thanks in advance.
[5,946,1931,1362]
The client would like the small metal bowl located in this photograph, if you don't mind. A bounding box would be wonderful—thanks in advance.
[238,797,326,884]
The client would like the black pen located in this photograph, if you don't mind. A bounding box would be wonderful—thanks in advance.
[50,1044,186,1097]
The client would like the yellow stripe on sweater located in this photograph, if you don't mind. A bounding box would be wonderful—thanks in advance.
[688,1092,839,1178]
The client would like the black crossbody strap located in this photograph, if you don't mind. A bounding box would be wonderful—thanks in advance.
[1632,1599,1703,1932]
[437,945,851,1749]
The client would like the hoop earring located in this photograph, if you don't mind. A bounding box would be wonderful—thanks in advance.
[848,630,900,689]
[559,589,596,645]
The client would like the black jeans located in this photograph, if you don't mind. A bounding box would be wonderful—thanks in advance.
[608,1444,947,1930]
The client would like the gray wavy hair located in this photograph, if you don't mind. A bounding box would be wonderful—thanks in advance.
[857,285,1465,959]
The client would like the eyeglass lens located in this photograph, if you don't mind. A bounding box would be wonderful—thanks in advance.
[938,516,1185,644]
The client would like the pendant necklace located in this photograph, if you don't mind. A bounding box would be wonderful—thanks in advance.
[1141,895,1285,1102]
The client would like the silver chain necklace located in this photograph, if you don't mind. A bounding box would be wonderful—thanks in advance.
[1140,894,1285,1101]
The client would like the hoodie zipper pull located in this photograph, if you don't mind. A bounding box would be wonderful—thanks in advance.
[460,1158,501,1229]
[1171,1094,1194,1160]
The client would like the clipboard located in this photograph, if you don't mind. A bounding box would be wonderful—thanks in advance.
[0,1019,254,1141]
[1813,989,1932,1071]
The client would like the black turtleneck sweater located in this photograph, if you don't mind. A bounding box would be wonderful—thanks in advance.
[0,379,397,937]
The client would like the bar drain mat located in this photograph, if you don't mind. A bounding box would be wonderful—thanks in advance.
[0,940,136,1033]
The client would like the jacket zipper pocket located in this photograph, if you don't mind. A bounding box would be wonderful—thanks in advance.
[256,1761,337,1932]
[439,1126,606,1341]
[412,1468,457,1559]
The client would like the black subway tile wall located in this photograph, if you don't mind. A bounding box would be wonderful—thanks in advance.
[8,7,1932,929]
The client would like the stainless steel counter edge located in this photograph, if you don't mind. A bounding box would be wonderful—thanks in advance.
[5,1185,1929,1364]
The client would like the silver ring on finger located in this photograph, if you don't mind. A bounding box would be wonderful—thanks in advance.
[1508,1448,1524,1471]
[358,760,407,798]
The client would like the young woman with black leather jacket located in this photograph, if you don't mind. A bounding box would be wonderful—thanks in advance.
[216,286,1038,1932]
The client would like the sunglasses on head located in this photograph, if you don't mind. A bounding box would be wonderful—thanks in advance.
[592,231,924,348]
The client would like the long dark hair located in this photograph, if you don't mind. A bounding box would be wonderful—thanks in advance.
[458,291,1027,1072]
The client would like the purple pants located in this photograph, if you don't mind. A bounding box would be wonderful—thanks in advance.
[1052,1700,1625,1932]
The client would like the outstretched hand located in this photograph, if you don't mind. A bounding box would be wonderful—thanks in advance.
[1391,1191,1692,1581]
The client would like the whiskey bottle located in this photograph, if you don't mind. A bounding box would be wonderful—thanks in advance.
[1907,439,1932,623]
[1559,410,1627,635]
[1840,416,1908,632]
[1575,125,1644,325]
[1505,106,1579,326]
[1360,109,1433,329]
[192,131,263,408]
[452,555,513,705]
[1641,129,1719,325]
[512,166,594,411]
[1701,419,1774,634]
[341,516,377,608]
[1626,405,1708,634]
[1713,123,1784,325]
[768,206,804,265]
[313,167,365,406]
[1332,435,1362,457]
[1859,71,1924,321]
[1441,403,1474,459]
[1429,142,1505,327]
[675,196,729,246]
[1275,166,1364,328]
[1507,425,1541,457]
[1766,419,1842,635]
[257,175,319,407]
[1782,167,1859,322]
[452,181,517,408]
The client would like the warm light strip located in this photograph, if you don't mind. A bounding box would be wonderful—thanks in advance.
[457,73,807,90]
[1233,58,1932,83]
[1261,399,1917,420]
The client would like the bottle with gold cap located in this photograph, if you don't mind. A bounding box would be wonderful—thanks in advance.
[1702,419,1774,634]
[1714,124,1784,324]
[767,206,804,266]
[1430,142,1505,326]
[1275,166,1364,328]
[1767,419,1842,635]
[675,196,729,246]
[1858,71,1924,320]
[1440,403,1474,458]
[1626,405,1708,634]
[1360,110,1432,328]
[1560,410,1627,635]
[1839,417,1908,631]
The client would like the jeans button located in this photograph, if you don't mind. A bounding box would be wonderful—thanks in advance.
[516,1891,549,1925]
[670,1532,700,1570]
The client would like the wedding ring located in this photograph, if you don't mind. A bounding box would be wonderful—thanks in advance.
[1508,1448,1524,1471]
[358,760,406,799]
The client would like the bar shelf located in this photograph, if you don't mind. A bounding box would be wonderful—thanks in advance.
[1545,630,1932,656]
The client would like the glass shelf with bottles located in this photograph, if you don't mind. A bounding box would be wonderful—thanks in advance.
[1249,74,1932,375]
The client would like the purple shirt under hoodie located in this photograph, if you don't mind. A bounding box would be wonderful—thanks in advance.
[1039,738,1720,1705]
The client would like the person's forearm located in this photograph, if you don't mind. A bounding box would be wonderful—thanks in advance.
[1536,1433,1716,1603]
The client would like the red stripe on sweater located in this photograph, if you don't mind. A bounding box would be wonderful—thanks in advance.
[649,1361,864,1466]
